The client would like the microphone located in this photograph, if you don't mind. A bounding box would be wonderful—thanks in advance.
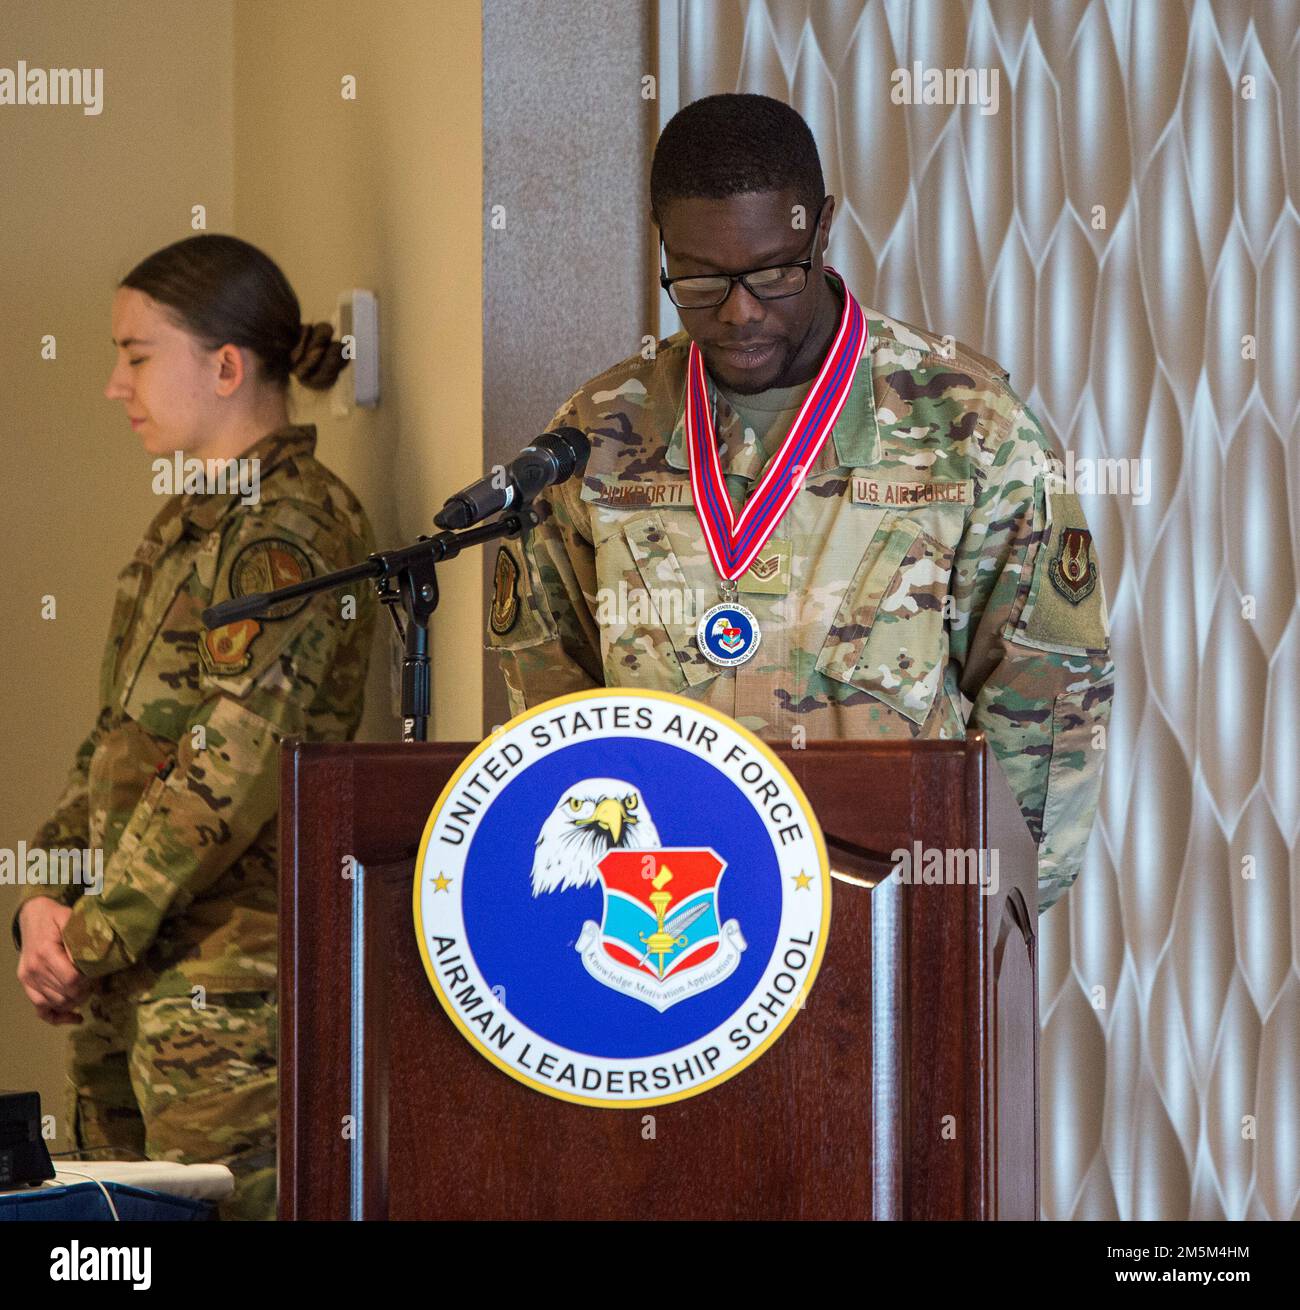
[433,427,590,530]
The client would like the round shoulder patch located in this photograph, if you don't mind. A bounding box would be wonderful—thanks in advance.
[229,537,314,620]
[413,688,831,1108]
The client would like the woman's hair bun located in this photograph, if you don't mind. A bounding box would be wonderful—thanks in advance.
[120,236,346,392]
[289,320,349,391]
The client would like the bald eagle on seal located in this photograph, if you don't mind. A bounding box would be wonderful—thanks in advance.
[530,779,661,895]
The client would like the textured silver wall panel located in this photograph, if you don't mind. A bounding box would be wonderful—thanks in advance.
[664,0,1300,1221]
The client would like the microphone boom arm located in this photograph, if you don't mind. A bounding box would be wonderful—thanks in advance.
[201,506,540,742]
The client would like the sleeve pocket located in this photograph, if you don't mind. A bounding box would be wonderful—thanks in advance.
[1001,489,1109,656]
[485,540,558,652]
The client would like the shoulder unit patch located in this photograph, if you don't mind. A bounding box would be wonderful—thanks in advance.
[1048,526,1097,605]
[490,546,521,636]
[201,618,262,675]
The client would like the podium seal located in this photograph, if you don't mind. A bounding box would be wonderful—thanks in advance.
[414,689,830,1107]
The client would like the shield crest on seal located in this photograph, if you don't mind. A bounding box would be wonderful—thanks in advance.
[573,847,746,1013]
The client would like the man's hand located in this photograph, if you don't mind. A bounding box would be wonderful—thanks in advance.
[17,897,92,1023]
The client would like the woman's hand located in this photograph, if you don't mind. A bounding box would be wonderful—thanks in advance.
[16,897,93,1021]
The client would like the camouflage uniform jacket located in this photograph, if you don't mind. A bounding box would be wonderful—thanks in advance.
[486,307,1115,914]
[15,424,376,995]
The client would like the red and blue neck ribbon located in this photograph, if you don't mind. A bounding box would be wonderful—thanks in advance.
[685,267,867,581]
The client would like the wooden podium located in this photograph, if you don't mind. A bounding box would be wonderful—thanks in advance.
[278,735,1039,1220]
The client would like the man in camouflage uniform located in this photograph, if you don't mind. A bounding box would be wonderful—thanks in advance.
[487,94,1113,914]
[14,423,375,1219]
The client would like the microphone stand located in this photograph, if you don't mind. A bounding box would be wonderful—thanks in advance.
[201,506,539,743]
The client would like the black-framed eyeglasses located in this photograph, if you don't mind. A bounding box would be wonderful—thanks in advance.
[659,197,828,310]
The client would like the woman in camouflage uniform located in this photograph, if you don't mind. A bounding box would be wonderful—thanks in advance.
[14,235,376,1220]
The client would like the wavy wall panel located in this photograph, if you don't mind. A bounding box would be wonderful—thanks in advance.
[663,0,1300,1220]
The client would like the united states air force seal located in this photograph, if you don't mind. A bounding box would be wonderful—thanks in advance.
[414,689,830,1108]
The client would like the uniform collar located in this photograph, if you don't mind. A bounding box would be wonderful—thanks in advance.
[178,423,317,532]
[664,304,880,477]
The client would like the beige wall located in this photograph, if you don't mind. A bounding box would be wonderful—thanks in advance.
[233,0,484,743]
[0,0,482,1151]
[0,0,237,1156]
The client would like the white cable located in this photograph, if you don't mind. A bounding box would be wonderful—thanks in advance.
[52,1167,121,1221]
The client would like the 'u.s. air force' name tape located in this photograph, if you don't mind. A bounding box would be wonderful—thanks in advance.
[851,477,971,506]
[413,689,830,1108]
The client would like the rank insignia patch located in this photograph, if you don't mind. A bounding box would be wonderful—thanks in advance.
[490,547,520,636]
[230,537,314,620]
[736,538,791,595]
[1048,526,1097,604]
